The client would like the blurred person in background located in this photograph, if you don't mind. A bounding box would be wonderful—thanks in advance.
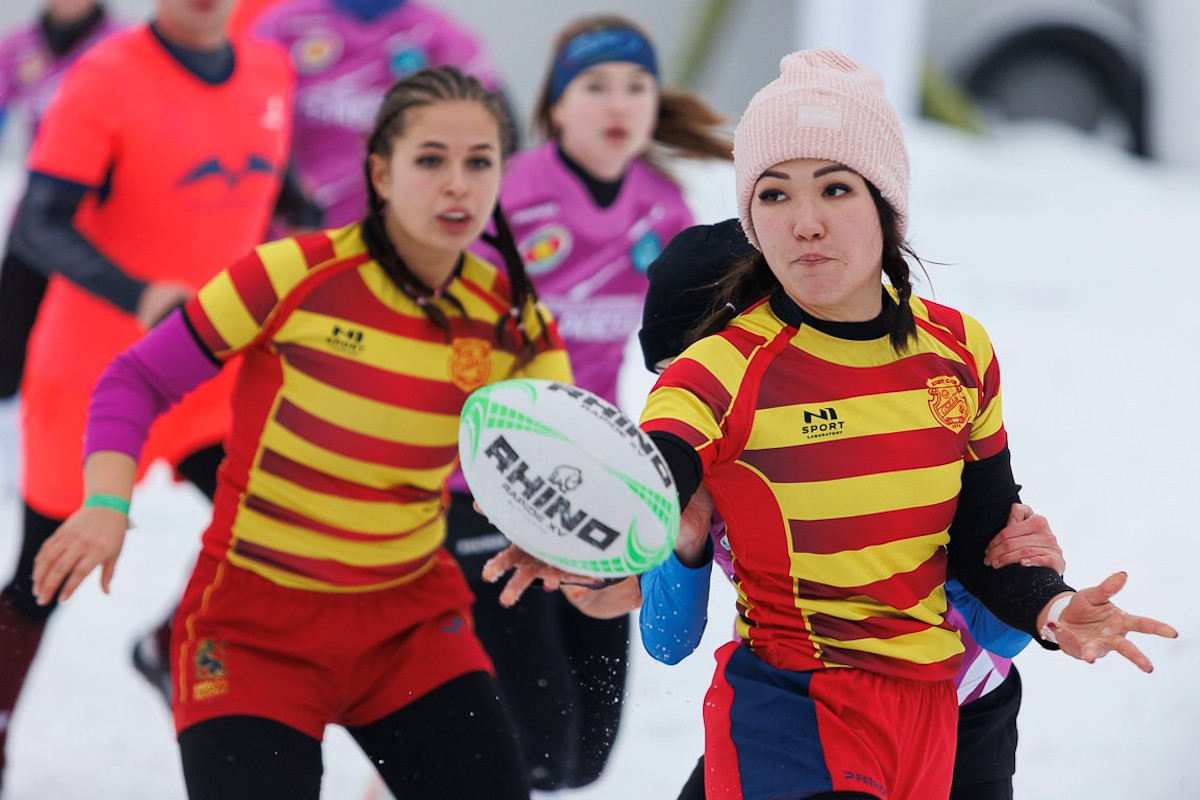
[32,65,565,800]
[0,0,292,791]
[0,0,122,498]
[457,14,731,795]
[248,0,506,228]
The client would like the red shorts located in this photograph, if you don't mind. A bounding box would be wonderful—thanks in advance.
[170,549,492,739]
[705,641,957,800]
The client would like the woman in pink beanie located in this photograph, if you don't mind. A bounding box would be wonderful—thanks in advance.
[489,48,1177,800]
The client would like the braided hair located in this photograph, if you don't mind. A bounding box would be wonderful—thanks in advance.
[360,66,550,365]
[686,181,920,353]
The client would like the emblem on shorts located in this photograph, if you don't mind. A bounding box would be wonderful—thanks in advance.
[927,376,969,433]
[191,638,229,702]
[449,337,492,393]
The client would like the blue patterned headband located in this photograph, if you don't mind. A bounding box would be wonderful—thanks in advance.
[549,26,659,103]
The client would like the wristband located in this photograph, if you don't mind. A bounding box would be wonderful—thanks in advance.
[1039,592,1074,644]
[83,493,131,515]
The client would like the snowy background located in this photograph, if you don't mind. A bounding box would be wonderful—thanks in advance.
[1,116,1197,798]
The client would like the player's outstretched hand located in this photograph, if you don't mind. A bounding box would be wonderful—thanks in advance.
[1048,572,1178,673]
[985,503,1065,574]
[32,506,128,605]
[483,545,603,607]
[136,281,192,330]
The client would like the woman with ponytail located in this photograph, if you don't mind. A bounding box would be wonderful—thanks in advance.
[491,50,1176,800]
[28,66,568,800]
[449,13,732,793]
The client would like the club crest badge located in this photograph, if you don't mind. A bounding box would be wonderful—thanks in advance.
[926,376,969,433]
[191,638,229,701]
[449,337,493,393]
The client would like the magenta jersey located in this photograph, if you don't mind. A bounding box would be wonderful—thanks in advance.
[478,141,694,405]
[0,15,121,143]
[251,0,500,226]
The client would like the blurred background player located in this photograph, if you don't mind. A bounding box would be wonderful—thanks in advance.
[0,0,292,790]
[248,0,505,228]
[456,14,731,794]
[0,0,122,498]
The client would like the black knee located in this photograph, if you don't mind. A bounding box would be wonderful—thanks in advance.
[178,715,322,800]
[349,671,529,800]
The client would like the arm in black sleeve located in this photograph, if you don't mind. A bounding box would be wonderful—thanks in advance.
[948,446,1073,647]
[649,430,702,511]
[10,171,146,313]
[273,162,324,231]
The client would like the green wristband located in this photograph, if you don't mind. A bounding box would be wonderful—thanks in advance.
[83,493,131,515]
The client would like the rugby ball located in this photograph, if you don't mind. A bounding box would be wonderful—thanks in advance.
[458,379,679,577]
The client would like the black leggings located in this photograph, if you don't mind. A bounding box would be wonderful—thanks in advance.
[0,247,48,400]
[178,671,529,800]
[2,444,224,620]
[445,492,630,790]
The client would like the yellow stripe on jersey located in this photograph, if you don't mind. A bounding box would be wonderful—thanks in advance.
[257,415,452,493]
[232,498,444,562]
[257,236,312,300]
[242,468,440,536]
[787,531,949,589]
[747,387,976,450]
[196,271,258,353]
[775,461,964,521]
[278,364,460,448]
[814,624,962,666]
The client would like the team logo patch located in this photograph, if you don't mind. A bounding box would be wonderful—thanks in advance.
[177,154,277,188]
[927,376,970,433]
[519,225,573,274]
[389,45,429,78]
[449,337,492,393]
[326,324,365,356]
[191,638,229,701]
[292,32,342,74]
[630,230,662,273]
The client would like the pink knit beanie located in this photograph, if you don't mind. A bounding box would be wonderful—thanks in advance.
[733,49,909,248]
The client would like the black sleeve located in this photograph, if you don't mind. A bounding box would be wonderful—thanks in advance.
[10,171,146,313]
[948,446,1073,647]
[0,247,49,398]
[272,162,324,231]
[648,430,702,510]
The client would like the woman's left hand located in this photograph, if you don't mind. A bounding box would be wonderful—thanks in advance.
[482,545,605,607]
[1046,572,1178,673]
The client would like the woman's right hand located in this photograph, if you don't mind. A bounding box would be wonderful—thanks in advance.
[33,506,128,605]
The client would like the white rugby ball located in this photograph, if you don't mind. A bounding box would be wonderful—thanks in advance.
[458,379,679,578]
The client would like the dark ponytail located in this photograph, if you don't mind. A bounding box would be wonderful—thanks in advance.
[479,203,552,367]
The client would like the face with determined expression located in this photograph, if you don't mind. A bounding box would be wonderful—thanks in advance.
[750,158,885,321]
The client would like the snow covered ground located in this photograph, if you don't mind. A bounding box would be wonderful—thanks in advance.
[1,117,1196,798]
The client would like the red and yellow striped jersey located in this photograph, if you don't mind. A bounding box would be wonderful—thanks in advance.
[639,291,1006,681]
[184,224,571,592]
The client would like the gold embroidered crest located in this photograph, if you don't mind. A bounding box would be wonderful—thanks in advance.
[448,337,492,393]
[191,638,229,701]
[926,376,970,433]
